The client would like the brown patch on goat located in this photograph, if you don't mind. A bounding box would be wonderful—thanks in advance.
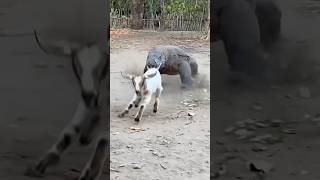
[143,90,149,96]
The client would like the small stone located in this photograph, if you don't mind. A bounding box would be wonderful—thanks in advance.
[250,134,273,143]
[248,160,273,173]
[129,127,145,131]
[299,86,311,98]
[281,128,297,134]
[235,121,246,128]
[254,122,269,128]
[244,119,255,124]
[110,168,120,172]
[270,119,284,127]
[224,126,236,133]
[252,143,268,152]
[304,114,311,119]
[252,102,263,111]
[234,129,254,139]
[132,163,142,169]
[160,163,167,169]
[152,151,165,158]
[300,170,310,175]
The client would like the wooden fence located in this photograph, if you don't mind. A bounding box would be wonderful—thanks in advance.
[111,15,207,31]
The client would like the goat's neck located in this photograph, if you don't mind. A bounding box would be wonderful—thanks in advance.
[140,79,148,94]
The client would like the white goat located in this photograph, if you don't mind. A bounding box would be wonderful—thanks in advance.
[25,30,108,180]
[119,67,163,122]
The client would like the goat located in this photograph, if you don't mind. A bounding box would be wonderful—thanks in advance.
[24,30,109,180]
[118,67,163,122]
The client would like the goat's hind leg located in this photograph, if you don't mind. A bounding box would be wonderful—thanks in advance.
[25,102,89,177]
[153,88,162,113]
[135,95,151,122]
[78,136,108,180]
[79,110,101,146]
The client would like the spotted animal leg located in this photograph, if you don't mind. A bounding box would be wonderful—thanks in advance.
[25,101,90,177]
[78,136,108,180]
[118,94,140,118]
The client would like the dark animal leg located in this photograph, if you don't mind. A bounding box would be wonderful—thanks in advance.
[78,136,108,180]
[189,60,198,77]
[25,101,90,177]
[179,61,193,89]
[135,105,145,122]
[79,110,101,146]
[133,96,142,107]
[255,0,282,50]
[118,95,140,117]
[134,96,151,122]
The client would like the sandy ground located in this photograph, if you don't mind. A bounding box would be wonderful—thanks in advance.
[0,25,210,180]
[110,31,210,180]
[213,0,320,179]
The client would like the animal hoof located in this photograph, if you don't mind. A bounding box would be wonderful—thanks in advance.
[118,113,124,118]
[135,104,139,108]
[134,117,140,122]
[181,84,192,90]
[153,109,157,113]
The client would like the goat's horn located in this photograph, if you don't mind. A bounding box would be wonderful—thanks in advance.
[33,29,82,56]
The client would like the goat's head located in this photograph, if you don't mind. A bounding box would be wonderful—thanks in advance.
[121,71,157,96]
[34,30,107,108]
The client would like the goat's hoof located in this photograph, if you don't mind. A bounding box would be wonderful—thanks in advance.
[118,113,124,118]
[134,104,139,108]
[134,117,140,122]
[153,109,157,113]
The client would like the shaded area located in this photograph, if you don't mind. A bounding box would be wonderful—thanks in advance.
[213,0,320,179]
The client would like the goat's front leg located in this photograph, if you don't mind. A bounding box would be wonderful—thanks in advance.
[134,95,151,122]
[78,136,108,180]
[25,101,90,177]
[153,88,162,113]
[118,94,141,118]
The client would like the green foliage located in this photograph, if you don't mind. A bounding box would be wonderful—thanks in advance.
[144,0,161,18]
[110,0,132,18]
[164,0,208,16]
[110,0,208,18]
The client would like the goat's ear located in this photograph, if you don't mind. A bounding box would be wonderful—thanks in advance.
[144,72,157,79]
[121,72,134,80]
[34,30,82,57]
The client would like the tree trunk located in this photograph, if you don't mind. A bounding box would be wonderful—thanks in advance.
[130,0,144,29]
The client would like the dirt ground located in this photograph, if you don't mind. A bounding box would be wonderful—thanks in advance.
[213,0,320,179]
[110,30,210,180]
